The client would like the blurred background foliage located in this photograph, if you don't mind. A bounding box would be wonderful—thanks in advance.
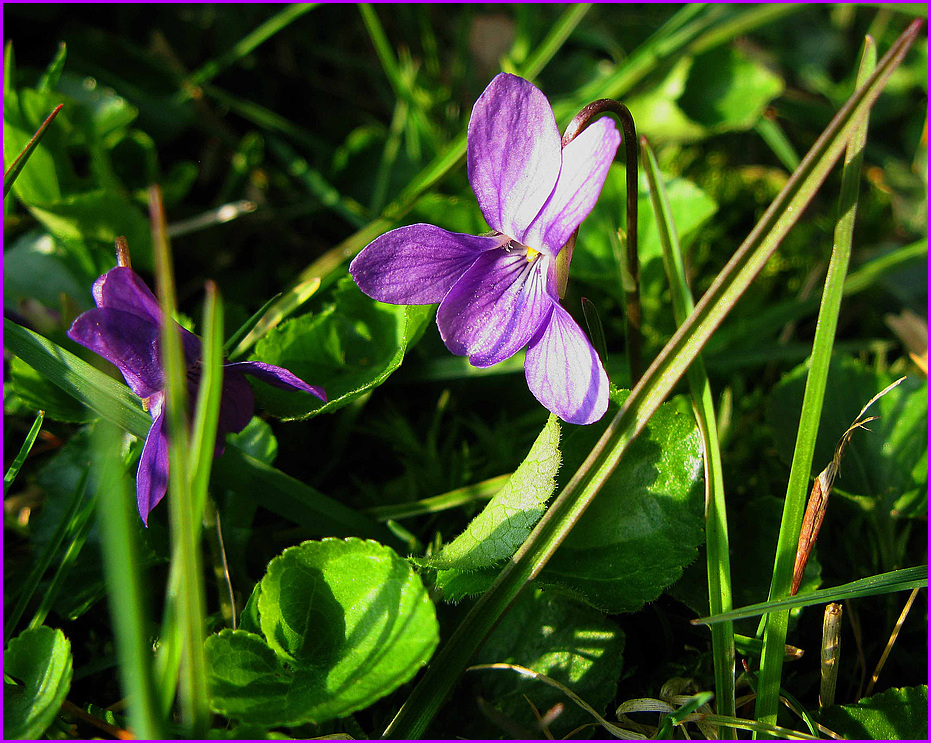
[3,3,926,739]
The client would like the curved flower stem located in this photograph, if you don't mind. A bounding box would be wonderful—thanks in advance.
[563,100,641,383]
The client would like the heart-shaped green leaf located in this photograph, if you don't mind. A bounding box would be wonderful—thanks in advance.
[251,278,433,420]
[3,626,73,740]
[207,538,439,727]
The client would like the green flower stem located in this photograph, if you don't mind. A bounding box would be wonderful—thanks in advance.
[642,137,735,736]
[150,185,210,736]
[755,38,877,733]
[383,21,918,739]
[93,422,166,739]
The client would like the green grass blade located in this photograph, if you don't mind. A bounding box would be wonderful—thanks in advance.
[3,410,45,496]
[755,116,802,171]
[188,281,224,517]
[150,186,210,736]
[382,21,920,739]
[179,3,318,96]
[3,468,88,646]
[93,422,166,739]
[642,138,735,735]
[699,715,820,740]
[27,487,96,631]
[36,42,67,93]
[695,566,927,624]
[3,103,64,198]
[363,474,507,521]
[756,38,877,733]
[359,4,405,99]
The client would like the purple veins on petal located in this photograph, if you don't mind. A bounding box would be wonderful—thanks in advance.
[524,303,609,426]
[349,224,501,305]
[437,248,554,367]
[467,73,562,243]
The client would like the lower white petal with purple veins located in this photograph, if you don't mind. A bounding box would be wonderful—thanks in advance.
[350,224,501,305]
[437,248,553,367]
[525,303,608,425]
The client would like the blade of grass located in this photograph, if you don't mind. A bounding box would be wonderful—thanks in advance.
[707,240,927,355]
[3,103,64,198]
[93,422,166,739]
[178,3,318,98]
[149,185,210,736]
[26,486,96,631]
[755,116,802,171]
[382,22,920,738]
[3,410,44,496]
[36,42,67,93]
[2,469,88,646]
[642,137,735,736]
[694,565,927,624]
[756,37,877,734]
[362,473,507,521]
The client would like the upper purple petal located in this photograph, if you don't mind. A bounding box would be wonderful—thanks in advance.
[467,73,562,244]
[93,267,163,323]
[523,117,621,255]
[437,248,554,367]
[350,224,500,305]
[524,303,608,425]
[68,308,165,398]
[224,361,327,403]
[90,266,202,369]
[137,406,169,525]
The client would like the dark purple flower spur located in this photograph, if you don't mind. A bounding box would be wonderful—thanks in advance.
[68,266,326,524]
[350,73,618,425]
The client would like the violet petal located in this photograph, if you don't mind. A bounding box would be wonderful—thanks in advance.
[215,368,257,437]
[137,408,169,525]
[225,361,327,402]
[92,266,202,367]
[350,224,500,305]
[467,73,562,244]
[524,303,608,425]
[68,308,165,398]
[437,248,553,367]
[523,117,621,255]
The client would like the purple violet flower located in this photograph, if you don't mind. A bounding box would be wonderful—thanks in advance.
[350,73,619,425]
[68,266,326,524]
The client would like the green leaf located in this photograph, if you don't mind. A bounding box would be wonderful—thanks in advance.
[37,43,67,94]
[819,686,928,740]
[434,394,705,613]
[27,189,153,263]
[3,626,73,739]
[626,45,784,142]
[251,278,432,420]
[535,392,705,613]
[469,589,625,739]
[419,415,561,570]
[207,538,439,727]
[768,357,927,505]
[227,418,278,466]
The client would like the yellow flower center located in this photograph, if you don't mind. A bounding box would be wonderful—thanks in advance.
[526,246,540,262]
